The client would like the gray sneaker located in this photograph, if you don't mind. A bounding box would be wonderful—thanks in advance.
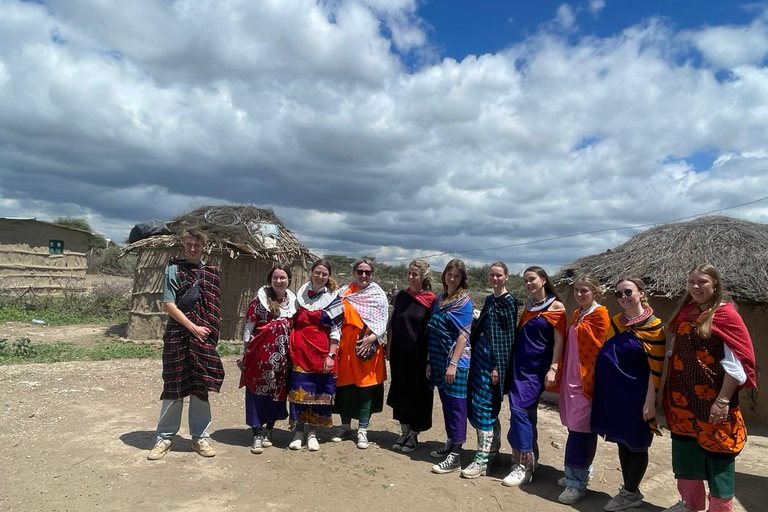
[392,432,409,451]
[460,459,489,479]
[401,432,419,453]
[250,435,263,454]
[559,486,586,505]
[604,486,644,511]
[662,501,695,512]
[432,452,461,474]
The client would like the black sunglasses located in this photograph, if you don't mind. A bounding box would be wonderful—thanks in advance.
[614,289,634,298]
[356,269,372,276]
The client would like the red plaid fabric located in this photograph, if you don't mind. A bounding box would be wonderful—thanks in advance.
[160,259,225,401]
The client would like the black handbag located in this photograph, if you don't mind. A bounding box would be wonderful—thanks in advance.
[176,268,201,313]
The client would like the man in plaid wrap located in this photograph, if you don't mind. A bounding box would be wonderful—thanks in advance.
[147,227,225,460]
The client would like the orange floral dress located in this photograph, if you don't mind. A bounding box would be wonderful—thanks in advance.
[662,303,755,455]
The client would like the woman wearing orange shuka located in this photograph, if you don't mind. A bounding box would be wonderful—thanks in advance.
[331,258,389,450]
[554,275,609,505]
[662,264,756,512]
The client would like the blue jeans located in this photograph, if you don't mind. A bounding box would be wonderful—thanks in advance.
[155,396,212,441]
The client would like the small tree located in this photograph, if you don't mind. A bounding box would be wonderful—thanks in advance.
[53,217,108,250]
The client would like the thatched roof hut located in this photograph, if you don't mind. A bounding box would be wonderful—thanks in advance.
[556,216,768,302]
[124,205,316,341]
[554,215,767,427]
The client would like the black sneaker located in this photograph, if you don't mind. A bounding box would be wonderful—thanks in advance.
[392,432,409,451]
[432,452,461,474]
[430,441,451,459]
[401,432,419,453]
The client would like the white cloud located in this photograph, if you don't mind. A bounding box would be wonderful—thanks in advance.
[689,13,768,68]
[1,0,768,275]
[555,4,577,30]
[589,0,606,17]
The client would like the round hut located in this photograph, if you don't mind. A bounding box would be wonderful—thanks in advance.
[124,205,315,341]
[555,215,766,427]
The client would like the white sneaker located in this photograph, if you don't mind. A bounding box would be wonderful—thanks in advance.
[604,486,644,511]
[307,432,320,452]
[559,486,586,504]
[191,437,216,458]
[662,501,695,512]
[288,431,304,450]
[262,429,273,448]
[357,429,369,449]
[501,464,532,487]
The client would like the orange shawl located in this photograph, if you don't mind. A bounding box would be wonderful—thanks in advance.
[551,305,610,398]
[517,307,567,335]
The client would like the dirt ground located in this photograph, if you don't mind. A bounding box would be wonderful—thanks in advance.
[0,325,766,512]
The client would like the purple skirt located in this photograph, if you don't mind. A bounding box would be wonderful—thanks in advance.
[245,388,288,427]
[288,370,336,427]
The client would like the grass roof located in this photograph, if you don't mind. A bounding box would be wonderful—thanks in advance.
[555,215,768,303]
[123,205,315,263]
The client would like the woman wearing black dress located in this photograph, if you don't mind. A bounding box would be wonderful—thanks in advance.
[386,259,437,452]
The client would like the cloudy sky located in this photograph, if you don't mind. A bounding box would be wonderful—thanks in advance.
[2,0,768,272]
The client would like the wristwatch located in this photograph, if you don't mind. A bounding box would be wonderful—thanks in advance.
[328,352,336,359]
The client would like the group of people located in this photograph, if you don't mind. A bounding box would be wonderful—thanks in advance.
[147,228,757,512]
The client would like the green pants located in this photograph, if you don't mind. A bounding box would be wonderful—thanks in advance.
[671,435,735,499]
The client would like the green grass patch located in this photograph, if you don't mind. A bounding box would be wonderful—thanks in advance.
[0,339,241,366]
[0,282,131,326]
[0,340,160,365]
[0,297,129,325]
[217,341,242,357]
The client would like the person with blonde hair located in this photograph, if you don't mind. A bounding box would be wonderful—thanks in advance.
[238,265,296,454]
[662,265,756,512]
[555,275,610,504]
[503,266,566,487]
[386,259,437,453]
[147,227,225,460]
[427,258,474,474]
[287,259,344,452]
[332,258,389,450]
[591,277,666,511]
[461,262,517,479]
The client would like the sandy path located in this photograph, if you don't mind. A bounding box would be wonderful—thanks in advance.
[0,357,765,512]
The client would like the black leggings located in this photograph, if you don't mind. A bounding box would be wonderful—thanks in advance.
[618,443,649,493]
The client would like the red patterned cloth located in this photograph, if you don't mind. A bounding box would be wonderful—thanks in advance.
[238,288,294,400]
[290,307,334,373]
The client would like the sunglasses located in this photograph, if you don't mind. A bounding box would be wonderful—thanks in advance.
[356,269,372,276]
[614,289,634,298]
